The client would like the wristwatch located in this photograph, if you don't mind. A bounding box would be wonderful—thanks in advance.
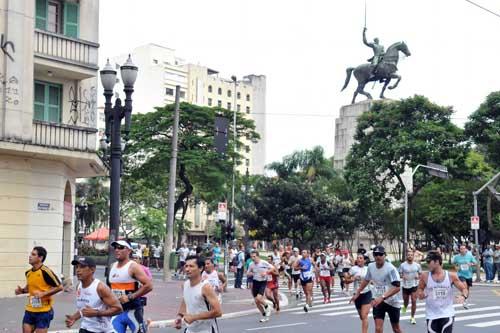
[382,295,386,300]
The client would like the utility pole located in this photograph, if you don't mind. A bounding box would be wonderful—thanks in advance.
[163,86,181,281]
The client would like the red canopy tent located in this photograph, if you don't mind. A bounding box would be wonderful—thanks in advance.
[83,227,122,241]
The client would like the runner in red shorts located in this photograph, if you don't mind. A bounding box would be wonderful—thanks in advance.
[317,253,334,303]
[265,255,280,311]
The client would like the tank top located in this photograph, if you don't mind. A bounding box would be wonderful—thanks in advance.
[183,280,218,333]
[425,270,455,320]
[319,262,331,277]
[76,279,114,333]
[108,261,140,310]
[201,271,220,294]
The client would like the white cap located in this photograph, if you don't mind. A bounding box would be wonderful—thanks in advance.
[293,247,299,252]
[111,240,132,249]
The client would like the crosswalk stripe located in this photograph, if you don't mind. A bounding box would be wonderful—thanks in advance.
[297,296,351,305]
[359,303,468,319]
[455,311,500,322]
[466,320,500,328]
[398,306,500,320]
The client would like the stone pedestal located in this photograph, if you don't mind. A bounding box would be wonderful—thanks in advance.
[333,100,372,170]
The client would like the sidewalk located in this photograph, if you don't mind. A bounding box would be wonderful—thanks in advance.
[0,266,257,332]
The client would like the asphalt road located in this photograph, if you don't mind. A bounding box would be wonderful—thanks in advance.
[151,282,500,333]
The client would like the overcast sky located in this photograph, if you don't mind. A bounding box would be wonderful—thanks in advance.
[99,0,500,165]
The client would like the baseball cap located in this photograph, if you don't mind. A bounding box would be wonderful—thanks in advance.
[373,245,385,255]
[111,240,132,249]
[293,247,299,252]
[71,256,96,267]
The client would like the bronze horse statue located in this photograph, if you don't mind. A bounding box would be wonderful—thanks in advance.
[341,41,411,104]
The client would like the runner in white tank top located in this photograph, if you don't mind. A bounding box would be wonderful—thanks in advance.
[417,250,468,333]
[175,255,222,333]
[65,257,122,333]
[201,258,227,303]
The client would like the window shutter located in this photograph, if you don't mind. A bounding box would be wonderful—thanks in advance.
[34,82,46,121]
[48,85,61,123]
[64,2,79,38]
[35,0,48,30]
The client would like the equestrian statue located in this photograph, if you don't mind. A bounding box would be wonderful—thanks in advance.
[341,27,411,104]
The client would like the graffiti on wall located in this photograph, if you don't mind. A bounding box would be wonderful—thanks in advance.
[68,85,97,127]
[1,34,15,62]
[0,73,20,106]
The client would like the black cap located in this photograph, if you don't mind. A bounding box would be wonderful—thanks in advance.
[373,245,385,255]
[71,256,97,267]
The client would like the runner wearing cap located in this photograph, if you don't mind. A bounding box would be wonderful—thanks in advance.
[289,247,302,299]
[65,257,122,332]
[108,240,153,333]
[317,253,333,303]
[346,254,371,333]
[15,246,63,333]
[417,250,468,333]
[351,245,402,333]
[399,251,421,324]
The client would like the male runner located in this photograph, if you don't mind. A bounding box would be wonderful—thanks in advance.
[108,240,153,333]
[177,243,190,278]
[351,245,402,333]
[452,244,476,309]
[399,251,421,324]
[202,258,227,303]
[247,250,274,322]
[289,247,302,299]
[281,252,292,294]
[16,246,63,333]
[174,256,222,333]
[65,257,122,332]
[417,250,468,333]
[317,253,333,303]
[347,254,371,333]
[294,250,314,312]
[266,255,281,311]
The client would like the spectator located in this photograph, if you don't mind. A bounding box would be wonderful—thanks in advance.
[142,244,150,267]
[176,243,190,279]
[152,243,162,272]
[357,243,367,255]
[234,244,245,288]
[483,245,495,282]
[494,245,500,283]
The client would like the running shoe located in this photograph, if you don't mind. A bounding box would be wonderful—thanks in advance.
[323,297,327,304]
[410,317,416,325]
[260,317,269,323]
[303,304,308,313]
[327,298,331,303]
[296,292,299,300]
[463,301,469,310]
[401,305,407,314]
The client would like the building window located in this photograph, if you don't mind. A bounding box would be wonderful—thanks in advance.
[246,94,250,101]
[36,0,79,38]
[237,104,241,111]
[208,98,212,106]
[166,87,174,96]
[153,59,158,64]
[245,145,250,153]
[208,85,212,93]
[246,106,250,114]
[180,91,186,99]
[227,90,232,97]
[217,100,222,107]
[227,102,231,110]
[245,159,250,167]
[34,81,62,123]
[217,87,222,95]
[237,92,241,99]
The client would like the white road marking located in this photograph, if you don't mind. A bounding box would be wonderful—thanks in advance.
[245,322,308,331]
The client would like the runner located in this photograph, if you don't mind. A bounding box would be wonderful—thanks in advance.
[399,251,421,324]
[351,245,402,333]
[65,257,122,332]
[347,254,371,333]
[281,252,293,295]
[247,250,273,322]
[417,250,468,333]
[294,249,314,312]
[108,240,153,333]
[312,248,322,288]
[15,246,63,333]
[341,249,353,295]
[245,254,253,290]
[202,258,227,303]
[452,244,476,309]
[317,253,333,303]
[289,247,302,299]
[174,256,222,333]
[266,255,281,311]
[326,245,336,289]
[177,243,190,278]
[334,250,346,293]
[152,243,162,272]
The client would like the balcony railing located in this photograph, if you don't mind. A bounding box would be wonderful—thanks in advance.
[32,120,97,152]
[34,29,99,69]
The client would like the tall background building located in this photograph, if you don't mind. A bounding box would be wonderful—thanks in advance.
[100,44,267,243]
[0,0,103,297]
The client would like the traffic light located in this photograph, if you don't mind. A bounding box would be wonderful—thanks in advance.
[226,223,235,240]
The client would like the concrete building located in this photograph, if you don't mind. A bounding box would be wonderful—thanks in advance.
[104,44,267,241]
[0,0,104,297]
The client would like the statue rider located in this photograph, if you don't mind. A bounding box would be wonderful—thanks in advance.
[363,27,384,76]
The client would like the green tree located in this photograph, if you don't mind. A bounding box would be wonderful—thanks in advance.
[75,177,109,234]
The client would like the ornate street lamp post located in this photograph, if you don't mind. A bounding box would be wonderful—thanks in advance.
[99,55,138,275]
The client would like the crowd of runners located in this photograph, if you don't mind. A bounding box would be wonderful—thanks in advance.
[15,240,484,333]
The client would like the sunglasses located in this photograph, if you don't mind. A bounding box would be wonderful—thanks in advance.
[373,252,385,257]
[114,245,126,250]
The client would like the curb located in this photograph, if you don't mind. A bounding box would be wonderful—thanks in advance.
[50,293,290,332]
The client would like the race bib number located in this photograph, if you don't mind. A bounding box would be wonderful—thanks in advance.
[432,287,448,300]
[112,289,126,298]
[460,264,470,271]
[373,285,387,297]
[29,296,42,308]
[403,279,414,288]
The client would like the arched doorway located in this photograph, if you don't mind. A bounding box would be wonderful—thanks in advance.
[62,181,73,277]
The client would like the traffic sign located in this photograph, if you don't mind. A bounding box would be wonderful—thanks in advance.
[471,215,479,230]
[217,202,227,221]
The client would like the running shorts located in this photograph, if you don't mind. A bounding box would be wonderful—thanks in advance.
[427,317,454,333]
[354,291,372,310]
[459,276,473,287]
[252,280,267,297]
[300,278,313,286]
[372,301,400,324]
[112,307,146,333]
[23,309,54,329]
[402,286,417,295]
[267,280,278,290]
[320,276,332,284]
[292,273,300,283]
